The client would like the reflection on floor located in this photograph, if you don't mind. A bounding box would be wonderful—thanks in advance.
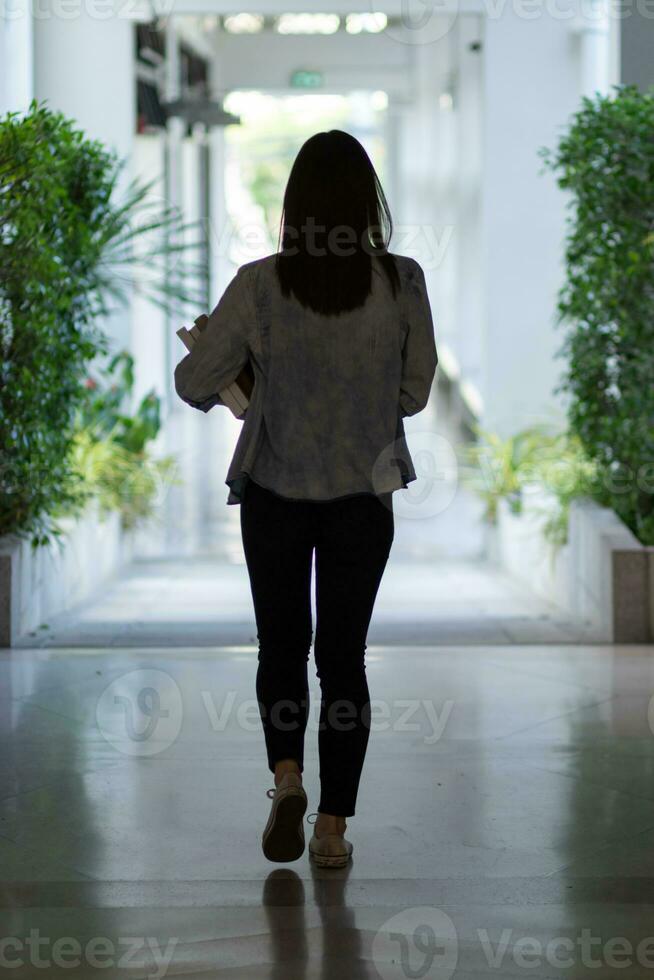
[1,643,654,978]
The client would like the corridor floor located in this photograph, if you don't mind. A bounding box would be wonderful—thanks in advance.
[19,555,592,649]
[20,390,595,651]
[2,640,654,977]
[2,380,649,978]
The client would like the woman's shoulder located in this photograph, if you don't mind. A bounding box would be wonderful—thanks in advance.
[373,253,426,295]
[387,253,425,277]
[236,253,277,278]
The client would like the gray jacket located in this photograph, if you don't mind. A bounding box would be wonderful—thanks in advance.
[174,252,438,504]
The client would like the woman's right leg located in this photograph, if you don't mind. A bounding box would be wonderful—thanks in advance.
[240,480,314,775]
[313,492,394,819]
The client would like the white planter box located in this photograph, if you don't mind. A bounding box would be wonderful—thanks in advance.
[567,499,654,643]
[0,503,133,647]
[497,487,572,614]
[496,494,654,642]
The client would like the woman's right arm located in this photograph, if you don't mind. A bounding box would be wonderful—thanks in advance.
[174,264,255,413]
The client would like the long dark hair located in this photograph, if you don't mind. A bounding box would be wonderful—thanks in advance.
[275,130,399,315]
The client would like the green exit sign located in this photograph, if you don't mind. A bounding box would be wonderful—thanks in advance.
[290,70,324,89]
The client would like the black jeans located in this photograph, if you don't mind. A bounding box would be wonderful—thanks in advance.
[240,479,394,817]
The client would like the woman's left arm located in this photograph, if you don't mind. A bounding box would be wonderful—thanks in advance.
[174,264,255,413]
[399,259,438,418]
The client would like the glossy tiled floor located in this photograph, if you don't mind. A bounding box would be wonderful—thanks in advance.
[3,385,628,974]
[2,641,654,977]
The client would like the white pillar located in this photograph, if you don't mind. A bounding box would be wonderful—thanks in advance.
[208,126,232,295]
[453,16,484,415]
[480,12,586,436]
[578,0,611,96]
[208,24,231,294]
[33,3,135,353]
[131,133,168,407]
[0,3,33,116]
[384,98,402,217]
[162,19,185,409]
[33,3,134,162]
[206,38,241,550]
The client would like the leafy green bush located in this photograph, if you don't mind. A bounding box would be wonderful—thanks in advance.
[66,351,178,529]
[0,104,112,542]
[68,430,177,530]
[542,86,654,545]
[0,101,203,544]
[60,354,184,533]
[461,426,601,546]
[78,351,162,454]
[529,432,601,547]
[460,425,555,523]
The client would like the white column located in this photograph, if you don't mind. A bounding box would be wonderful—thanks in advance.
[404,29,458,376]
[453,17,484,417]
[206,35,241,550]
[480,12,586,436]
[33,3,134,162]
[33,2,135,352]
[208,23,233,295]
[1,3,33,116]
[131,133,168,407]
[162,19,185,409]
[578,0,611,96]
[208,126,232,296]
[383,98,402,217]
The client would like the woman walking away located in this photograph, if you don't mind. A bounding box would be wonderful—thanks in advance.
[174,130,437,868]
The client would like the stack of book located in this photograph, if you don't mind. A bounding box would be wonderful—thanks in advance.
[177,314,254,419]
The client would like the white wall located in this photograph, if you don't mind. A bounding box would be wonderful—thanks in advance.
[480,11,583,436]
[386,7,610,440]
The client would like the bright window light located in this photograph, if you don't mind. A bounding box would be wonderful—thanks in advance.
[439,92,454,111]
[371,90,388,111]
[224,90,268,118]
[276,13,340,34]
[224,13,264,33]
[345,12,388,33]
